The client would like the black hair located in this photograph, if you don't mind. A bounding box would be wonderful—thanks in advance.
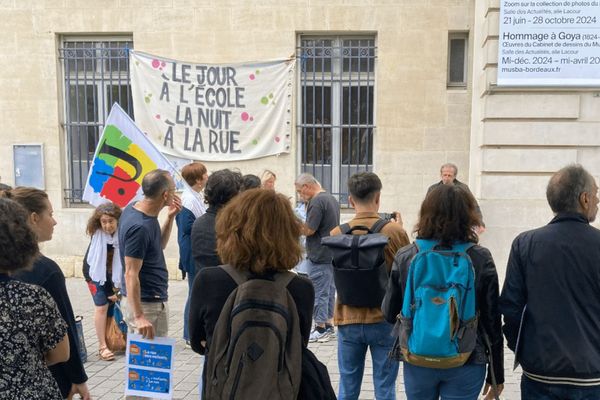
[141,169,172,199]
[204,169,243,208]
[241,174,261,191]
[348,172,382,203]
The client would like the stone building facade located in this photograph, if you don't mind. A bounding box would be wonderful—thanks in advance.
[1,0,596,279]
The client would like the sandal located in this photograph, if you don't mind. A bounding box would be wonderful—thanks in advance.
[99,346,115,361]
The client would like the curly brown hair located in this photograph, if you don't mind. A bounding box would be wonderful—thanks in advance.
[0,199,40,272]
[216,188,302,274]
[415,184,481,245]
[86,203,122,236]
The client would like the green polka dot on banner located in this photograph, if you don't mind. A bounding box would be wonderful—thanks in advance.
[252,139,258,145]
[261,97,268,105]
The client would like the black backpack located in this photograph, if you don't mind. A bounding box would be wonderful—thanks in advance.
[321,219,390,307]
[204,265,302,400]
[298,346,337,400]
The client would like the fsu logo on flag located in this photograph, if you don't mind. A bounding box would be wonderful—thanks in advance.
[88,125,157,207]
[83,103,182,208]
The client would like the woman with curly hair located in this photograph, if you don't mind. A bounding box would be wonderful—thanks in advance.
[189,188,314,397]
[3,187,91,400]
[0,198,70,400]
[82,202,123,361]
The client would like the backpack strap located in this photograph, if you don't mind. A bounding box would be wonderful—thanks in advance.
[479,324,501,400]
[370,218,389,233]
[453,242,475,253]
[341,219,388,235]
[339,223,352,234]
[414,238,438,252]
[415,239,475,253]
[272,270,296,289]
[221,264,296,289]
[220,264,249,286]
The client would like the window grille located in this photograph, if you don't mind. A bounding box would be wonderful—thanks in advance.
[59,39,133,204]
[298,36,376,204]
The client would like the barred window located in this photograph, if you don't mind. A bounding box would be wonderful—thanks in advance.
[59,38,133,204]
[298,36,376,204]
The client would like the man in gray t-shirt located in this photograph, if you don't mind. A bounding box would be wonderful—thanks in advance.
[295,173,340,342]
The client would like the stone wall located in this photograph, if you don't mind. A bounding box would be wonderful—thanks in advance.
[1,0,476,278]
[472,0,600,277]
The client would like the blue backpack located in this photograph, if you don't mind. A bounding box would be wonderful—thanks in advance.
[395,239,478,368]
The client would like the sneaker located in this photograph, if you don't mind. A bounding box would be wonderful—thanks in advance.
[309,328,330,343]
[184,340,191,348]
[318,326,335,342]
[325,325,336,340]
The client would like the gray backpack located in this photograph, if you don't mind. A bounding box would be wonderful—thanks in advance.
[204,265,302,400]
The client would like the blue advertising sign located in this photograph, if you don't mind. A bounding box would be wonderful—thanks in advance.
[124,334,176,399]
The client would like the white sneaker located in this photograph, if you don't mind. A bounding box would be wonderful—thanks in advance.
[309,328,330,343]
[324,326,336,340]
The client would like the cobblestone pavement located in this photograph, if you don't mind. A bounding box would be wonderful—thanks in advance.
[67,278,521,399]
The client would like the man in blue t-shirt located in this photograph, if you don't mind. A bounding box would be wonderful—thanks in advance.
[119,169,181,340]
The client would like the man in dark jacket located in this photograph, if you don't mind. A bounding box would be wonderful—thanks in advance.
[427,163,473,194]
[500,163,600,399]
[428,162,484,229]
[190,169,242,272]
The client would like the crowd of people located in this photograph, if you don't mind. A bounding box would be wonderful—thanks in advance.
[1,162,600,400]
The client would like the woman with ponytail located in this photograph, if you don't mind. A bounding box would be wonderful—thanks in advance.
[4,187,91,400]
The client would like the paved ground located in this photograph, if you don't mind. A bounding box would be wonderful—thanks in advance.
[67,278,522,399]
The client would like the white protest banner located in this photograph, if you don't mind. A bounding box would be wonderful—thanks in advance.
[498,1,600,86]
[130,50,294,161]
[82,103,184,208]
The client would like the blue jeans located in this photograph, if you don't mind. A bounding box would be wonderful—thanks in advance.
[306,260,335,324]
[183,265,198,341]
[403,363,485,400]
[294,257,310,276]
[338,322,399,400]
[521,375,600,400]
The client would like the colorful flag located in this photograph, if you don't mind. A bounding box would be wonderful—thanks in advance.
[82,103,182,208]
